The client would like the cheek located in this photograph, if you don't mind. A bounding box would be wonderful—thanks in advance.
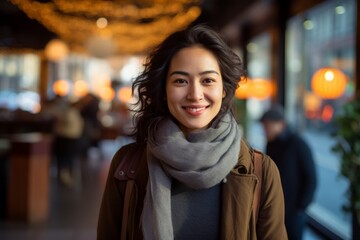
[210,88,225,103]
[166,89,177,101]
[166,87,182,109]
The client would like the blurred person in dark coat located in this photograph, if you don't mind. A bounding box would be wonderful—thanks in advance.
[260,104,317,240]
[75,93,101,158]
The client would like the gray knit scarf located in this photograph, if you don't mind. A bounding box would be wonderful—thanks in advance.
[141,113,241,240]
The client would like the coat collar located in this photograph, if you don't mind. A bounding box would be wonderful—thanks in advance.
[234,139,254,174]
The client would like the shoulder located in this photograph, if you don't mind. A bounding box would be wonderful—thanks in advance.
[112,142,138,161]
[239,139,277,174]
[237,139,254,172]
[287,129,307,145]
[251,147,279,179]
[108,142,146,178]
[288,132,313,154]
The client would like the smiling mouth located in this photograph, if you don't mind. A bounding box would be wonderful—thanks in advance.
[183,106,208,113]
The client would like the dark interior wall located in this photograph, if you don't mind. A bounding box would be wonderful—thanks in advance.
[356,0,360,98]
[0,1,56,50]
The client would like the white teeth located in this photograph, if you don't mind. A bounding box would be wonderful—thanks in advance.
[186,107,205,112]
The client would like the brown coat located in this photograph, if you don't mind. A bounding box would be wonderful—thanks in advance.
[97,140,287,240]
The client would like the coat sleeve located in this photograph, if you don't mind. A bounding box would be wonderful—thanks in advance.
[97,147,127,240]
[256,155,288,240]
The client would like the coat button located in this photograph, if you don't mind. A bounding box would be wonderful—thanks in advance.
[118,171,124,175]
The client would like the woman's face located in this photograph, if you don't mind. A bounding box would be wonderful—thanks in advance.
[166,46,225,136]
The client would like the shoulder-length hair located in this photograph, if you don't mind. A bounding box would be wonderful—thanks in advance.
[131,24,246,143]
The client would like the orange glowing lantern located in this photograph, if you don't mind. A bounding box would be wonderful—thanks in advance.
[235,77,251,99]
[321,104,334,123]
[311,67,347,99]
[117,86,132,103]
[250,78,273,100]
[53,79,71,96]
[235,78,273,100]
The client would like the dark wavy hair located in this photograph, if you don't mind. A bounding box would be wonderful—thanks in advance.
[131,24,246,143]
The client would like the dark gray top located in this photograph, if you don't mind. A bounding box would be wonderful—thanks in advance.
[171,179,221,240]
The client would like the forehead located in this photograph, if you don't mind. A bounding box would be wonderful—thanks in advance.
[169,46,220,69]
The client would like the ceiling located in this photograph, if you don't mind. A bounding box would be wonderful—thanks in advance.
[0,0,324,56]
[0,0,259,56]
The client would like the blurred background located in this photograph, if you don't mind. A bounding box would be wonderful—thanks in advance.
[0,0,358,239]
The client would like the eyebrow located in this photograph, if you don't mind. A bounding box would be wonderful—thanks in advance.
[169,70,220,77]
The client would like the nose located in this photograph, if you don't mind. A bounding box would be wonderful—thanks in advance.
[186,81,204,101]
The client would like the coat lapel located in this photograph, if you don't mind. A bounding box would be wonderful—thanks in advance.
[220,139,258,240]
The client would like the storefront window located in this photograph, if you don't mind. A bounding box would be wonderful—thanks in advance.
[286,0,356,238]
[244,33,273,149]
[0,54,40,113]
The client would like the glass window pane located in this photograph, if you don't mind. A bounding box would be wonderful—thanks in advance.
[0,54,40,112]
[285,0,356,238]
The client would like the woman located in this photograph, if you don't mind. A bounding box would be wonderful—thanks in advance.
[97,25,287,240]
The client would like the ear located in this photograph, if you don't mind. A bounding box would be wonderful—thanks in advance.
[223,90,226,98]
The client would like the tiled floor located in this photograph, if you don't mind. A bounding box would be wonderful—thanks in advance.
[0,139,327,240]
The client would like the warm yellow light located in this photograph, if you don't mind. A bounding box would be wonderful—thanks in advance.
[311,67,347,99]
[44,39,69,62]
[235,78,273,100]
[53,79,71,96]
[11,0,202,55]
[324,71,335,81]
[99,86,115,101]
[235,77,251,99]
[304,92,322,112]
[117,86,132,103]
[73,80,88,97]
[251,79,273,100]
[96,17,108,29]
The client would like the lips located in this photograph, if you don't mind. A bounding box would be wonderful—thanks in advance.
[185,106,205,112]
[182,106,208,115]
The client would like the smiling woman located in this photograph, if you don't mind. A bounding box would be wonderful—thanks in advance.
[97,24,287,240]
[166,46,224,136]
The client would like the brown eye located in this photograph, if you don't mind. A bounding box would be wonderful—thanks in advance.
[174,79,187,84]
[202,78,215,84]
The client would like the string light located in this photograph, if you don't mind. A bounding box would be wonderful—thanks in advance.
[96,18,108,29]
[10,0,202,55]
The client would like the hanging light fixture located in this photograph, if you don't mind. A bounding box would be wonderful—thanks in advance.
[311,67,347,99]
[235,78,273,100]
[250,78,274,100]
[44,39,69,62]
[235,78,251,99]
